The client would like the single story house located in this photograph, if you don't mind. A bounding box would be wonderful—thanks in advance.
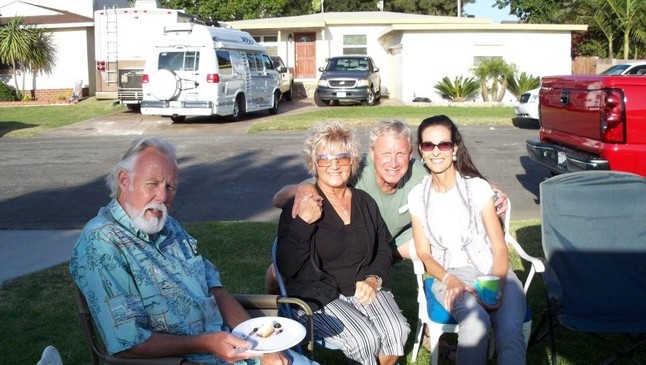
[1,1,587,104]
[229,12,587,104]
[0,0,130,101]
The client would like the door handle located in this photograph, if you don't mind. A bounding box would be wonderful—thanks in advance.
[560,90,570,105]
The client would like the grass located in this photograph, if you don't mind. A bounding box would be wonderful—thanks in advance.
[248,104,516,133]
[0,97,126,138]
[0,97,517,139]
[1,220,643,365]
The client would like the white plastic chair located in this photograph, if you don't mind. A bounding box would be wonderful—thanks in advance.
[37,345,63,365]
[409,198,544,364]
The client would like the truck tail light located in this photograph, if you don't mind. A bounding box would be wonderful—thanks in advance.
[600,89,626,143]
[206,74,219,83]
[96,61,105,71]
[141,74,149,83]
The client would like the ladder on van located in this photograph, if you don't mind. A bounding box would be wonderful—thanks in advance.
[104,7,119,85]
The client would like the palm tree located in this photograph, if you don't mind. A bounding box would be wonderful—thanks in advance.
[472,57,516,102]
[0,17,32,99]
[0,17,56,100]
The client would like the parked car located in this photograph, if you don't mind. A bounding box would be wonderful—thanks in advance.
[513,87,540,121]
[314,55,381,106]
[271,56,294,101]
[599,61,646,75]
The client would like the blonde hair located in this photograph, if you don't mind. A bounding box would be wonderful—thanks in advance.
[303,121,361,178]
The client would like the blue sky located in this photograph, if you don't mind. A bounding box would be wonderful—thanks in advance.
[462,0,519,23]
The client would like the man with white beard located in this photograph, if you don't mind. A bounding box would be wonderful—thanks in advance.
[69,137,317,365]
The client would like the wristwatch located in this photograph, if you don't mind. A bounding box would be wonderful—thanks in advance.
[366,275,383,291]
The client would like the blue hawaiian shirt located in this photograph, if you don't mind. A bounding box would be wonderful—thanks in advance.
[69,199,249,364]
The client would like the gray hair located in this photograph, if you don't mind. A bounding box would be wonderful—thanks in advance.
[369,120,413,151]
[106,137,177,198]
[303,121,361,178]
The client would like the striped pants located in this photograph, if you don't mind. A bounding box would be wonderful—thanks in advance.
[296,290,410,365]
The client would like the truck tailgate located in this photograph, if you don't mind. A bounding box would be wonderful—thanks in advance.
[539,76,604,140]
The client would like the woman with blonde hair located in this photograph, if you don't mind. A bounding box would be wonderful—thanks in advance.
[276,121,409,365]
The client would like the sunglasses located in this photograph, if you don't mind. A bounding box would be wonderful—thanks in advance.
[316,152,352,167]
[420,141,454,152]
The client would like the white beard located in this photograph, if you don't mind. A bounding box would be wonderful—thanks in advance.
[125,202,168,234]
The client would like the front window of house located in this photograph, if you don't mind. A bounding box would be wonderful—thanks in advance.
[343,34,367,55]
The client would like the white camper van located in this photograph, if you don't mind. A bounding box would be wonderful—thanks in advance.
[140,23,281,122]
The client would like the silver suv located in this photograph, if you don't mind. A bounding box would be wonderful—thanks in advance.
[314,55,381,106]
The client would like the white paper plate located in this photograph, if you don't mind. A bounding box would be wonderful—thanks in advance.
[231,316,306,354]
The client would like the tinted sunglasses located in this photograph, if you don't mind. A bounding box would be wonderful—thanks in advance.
[420,141,454,152]
[316,152,352,167]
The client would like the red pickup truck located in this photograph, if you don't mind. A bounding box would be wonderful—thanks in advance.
[526,75,646,176]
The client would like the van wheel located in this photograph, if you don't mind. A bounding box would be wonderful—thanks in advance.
[314,91,326,106]
[170,115,186,123]
[363,87,376,106]
[232,95,245,121]
[269,92,280,115]
[284,82,293,101]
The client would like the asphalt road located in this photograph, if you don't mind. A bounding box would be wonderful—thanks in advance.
[0,102,549,230]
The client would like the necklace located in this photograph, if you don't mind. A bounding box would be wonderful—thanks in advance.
[330,200,350,215]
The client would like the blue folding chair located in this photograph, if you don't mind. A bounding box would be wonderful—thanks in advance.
[530,171,646,364]
[271,238,342,354]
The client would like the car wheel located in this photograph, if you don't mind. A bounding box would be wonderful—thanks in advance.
[363,87,376,106]
[268,92,280,115]
[231,95,245,121]
[314,91,326,106]
[284,82,293,101]
[170,114,186,123]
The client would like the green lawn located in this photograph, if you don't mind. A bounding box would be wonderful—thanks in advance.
[0,97,126,138]
[1,220,642,365]
[0,97,518,139]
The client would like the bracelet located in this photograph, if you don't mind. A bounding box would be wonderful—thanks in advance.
[441,272,452,285]
[366,275,383,291]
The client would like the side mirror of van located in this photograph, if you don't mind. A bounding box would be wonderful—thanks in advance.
[318,66,325,72]
[276,65,286,73]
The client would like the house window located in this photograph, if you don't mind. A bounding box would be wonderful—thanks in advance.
[473,56,503,68]
[343,34,367,55]
[253,35,278,56]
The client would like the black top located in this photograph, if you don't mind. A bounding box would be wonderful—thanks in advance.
[276,186,393,311]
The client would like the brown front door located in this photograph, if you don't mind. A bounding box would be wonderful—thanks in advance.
[294,33,316,79]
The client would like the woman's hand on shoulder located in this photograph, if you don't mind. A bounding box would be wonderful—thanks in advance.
[296,193,323,224]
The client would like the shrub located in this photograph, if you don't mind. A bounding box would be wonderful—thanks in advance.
[0,82,19,101]
[433,76,480,102]
[507,72,541,100]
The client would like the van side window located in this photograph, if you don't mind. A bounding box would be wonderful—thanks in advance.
[253,53,264,71]
[216,50,232,75]
[158,51,200,71]
[245,53,257,71]
[262,55,274,70]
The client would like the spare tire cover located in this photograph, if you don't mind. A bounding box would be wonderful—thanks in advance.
[149,69,180,100]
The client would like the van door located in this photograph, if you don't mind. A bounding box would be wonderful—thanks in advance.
[218,50,244,115]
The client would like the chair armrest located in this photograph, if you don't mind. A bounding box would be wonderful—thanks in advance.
[104,356,200,364]
[505,233,545,273]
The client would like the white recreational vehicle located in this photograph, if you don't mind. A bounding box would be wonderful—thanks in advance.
[140,22,281,122]
[93,3,196,108]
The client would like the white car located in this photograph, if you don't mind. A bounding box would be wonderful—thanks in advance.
[514,87,540,120]
[599,61,646,75]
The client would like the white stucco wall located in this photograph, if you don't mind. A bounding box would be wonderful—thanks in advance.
[8,28,91,93]
[400,30,573,104]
